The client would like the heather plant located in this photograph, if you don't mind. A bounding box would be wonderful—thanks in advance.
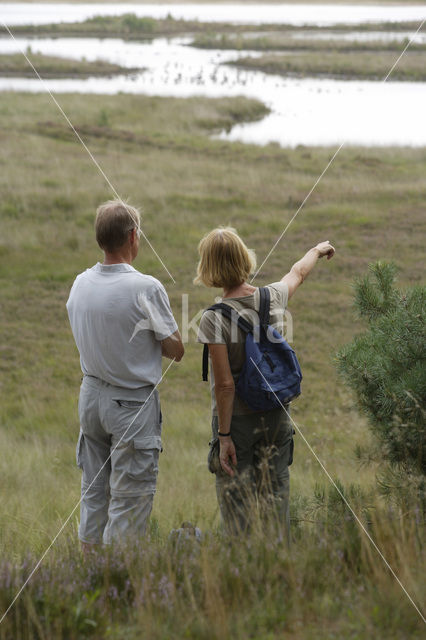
[0,490,423,640]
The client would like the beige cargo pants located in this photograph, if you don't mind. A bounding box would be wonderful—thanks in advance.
[76,375,162,545]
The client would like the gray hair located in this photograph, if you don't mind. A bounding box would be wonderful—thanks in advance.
[95,200,141,253]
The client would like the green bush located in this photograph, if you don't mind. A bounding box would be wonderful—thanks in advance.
[121,14,156,34]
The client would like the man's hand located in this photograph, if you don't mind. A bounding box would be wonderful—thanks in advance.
[219,437,237,477]
[315,241,335,260]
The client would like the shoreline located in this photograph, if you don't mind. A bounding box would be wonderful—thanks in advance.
[0,68,142,77]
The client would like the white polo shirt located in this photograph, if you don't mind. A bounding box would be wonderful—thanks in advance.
[66,263,178,388]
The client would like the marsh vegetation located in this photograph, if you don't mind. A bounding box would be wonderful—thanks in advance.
[229,49,426,81]
[3,14,424,39]
[0,51,141,77]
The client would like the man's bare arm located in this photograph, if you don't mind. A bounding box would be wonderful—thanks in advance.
[161,330,184,362]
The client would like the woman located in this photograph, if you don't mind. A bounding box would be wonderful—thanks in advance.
[196,227,335,538]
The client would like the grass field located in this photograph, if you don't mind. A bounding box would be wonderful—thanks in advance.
[0,52,141,78]
[0,90,425,637]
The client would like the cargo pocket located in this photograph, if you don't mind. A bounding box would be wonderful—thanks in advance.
[207,437,220,474]
[76,431,85,469]
[127,435,162,486]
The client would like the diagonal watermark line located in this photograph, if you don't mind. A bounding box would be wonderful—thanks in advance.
[251,143,344,282]
[0,358,176,626]
[250,358,426,625]
[252,17,426,282]
[383,19,426,82]
[1,20,175,284]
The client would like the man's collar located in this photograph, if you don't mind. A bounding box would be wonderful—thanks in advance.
[94,262,135,273]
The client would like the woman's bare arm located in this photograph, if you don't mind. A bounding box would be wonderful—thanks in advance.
[281,241,335,299]
[208,343,237,477]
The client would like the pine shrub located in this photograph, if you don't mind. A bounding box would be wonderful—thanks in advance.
[336,261,425,477]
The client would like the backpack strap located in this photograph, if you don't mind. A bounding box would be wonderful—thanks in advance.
[259,287,271,328]
[202,302,254,382]
[202,344,210,382]
[206,303,254,333]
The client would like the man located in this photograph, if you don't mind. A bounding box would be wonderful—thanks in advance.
[67,200,184,553]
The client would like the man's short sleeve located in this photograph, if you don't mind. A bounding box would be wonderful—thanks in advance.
[269,281,289,311]
[137,283,178,341]
[197,310,226,344]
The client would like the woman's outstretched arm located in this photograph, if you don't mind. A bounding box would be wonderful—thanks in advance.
[281,241,335,299]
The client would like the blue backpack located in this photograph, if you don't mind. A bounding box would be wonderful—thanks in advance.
[202,287,302,411]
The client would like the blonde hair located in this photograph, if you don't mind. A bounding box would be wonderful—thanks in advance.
[194,227,257,288]
[95,200,141,253]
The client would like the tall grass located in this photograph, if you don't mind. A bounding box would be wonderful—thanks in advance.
[0,487,424,639]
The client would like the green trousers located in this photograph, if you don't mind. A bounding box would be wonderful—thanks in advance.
[211,407,294,540]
